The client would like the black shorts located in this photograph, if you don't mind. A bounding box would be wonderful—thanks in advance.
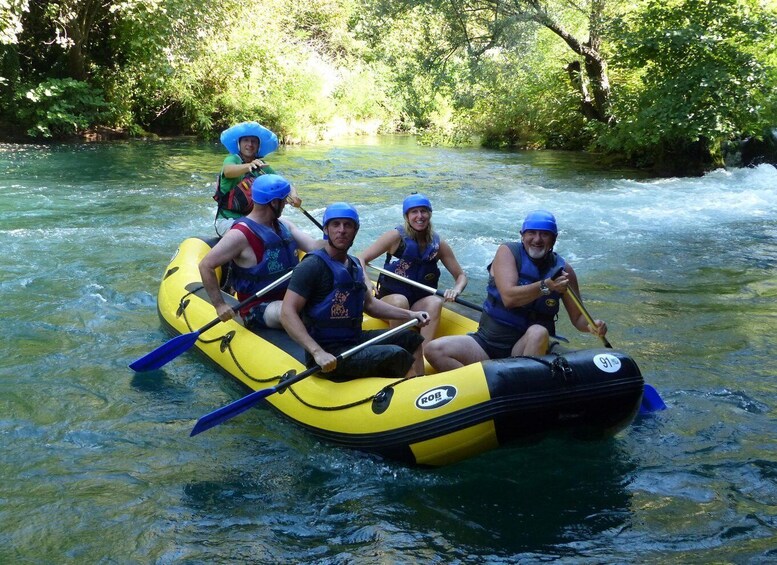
[470,314,525,360]
[376,284,430,307]
[306,328,424,380]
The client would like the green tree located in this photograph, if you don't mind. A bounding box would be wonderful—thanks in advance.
[368,0,618,125]
[600,0,777,173]
[0,0,27,44]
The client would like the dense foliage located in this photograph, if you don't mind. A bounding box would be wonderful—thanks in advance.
[1,0,775,174]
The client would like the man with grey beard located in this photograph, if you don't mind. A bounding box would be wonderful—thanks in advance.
[425,210,607,372]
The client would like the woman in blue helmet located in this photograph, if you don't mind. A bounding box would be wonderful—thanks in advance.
[358,193,467,375]
[425,210,608,372]
[281,202,430,380]
[200,174,323,331]
[213,121,301,237]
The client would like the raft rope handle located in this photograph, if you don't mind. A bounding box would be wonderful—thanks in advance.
[284,375,417,411]
[510,354,575,383]
[178,291,417,410]
[178,290,277,384]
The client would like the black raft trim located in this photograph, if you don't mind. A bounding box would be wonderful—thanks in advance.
[280,370,643,464]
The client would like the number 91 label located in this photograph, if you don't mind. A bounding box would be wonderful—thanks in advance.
[593,353,622,373]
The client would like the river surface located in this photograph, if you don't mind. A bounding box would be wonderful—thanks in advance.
[1,137,775,563]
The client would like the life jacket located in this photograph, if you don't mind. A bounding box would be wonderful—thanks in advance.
[304,249,367,349]
[212,168,266,216]
[230,218,299,315]
[377,226,441,296]
[481,242,566,335]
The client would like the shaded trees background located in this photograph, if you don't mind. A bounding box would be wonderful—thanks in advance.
[1,0,775,174]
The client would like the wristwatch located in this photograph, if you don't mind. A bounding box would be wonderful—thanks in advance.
[539,279,551,295]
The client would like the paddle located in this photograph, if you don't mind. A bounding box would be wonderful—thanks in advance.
[190,318,420,436]
[129,271,293,372]
[565,286,666,413]
[366,262,483,312]
[297,204,324,231]
[565,287,613,349]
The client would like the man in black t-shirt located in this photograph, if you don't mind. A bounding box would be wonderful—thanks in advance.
[281,202,430,379]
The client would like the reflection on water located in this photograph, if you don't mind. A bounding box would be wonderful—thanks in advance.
[176,439,635,561]
[0,138,775,562]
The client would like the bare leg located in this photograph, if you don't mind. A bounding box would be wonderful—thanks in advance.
[401,295,442,375]
[412,295,444,342]
[261,300,284,329]
[405,346,426,378]
[381,294,410,327]
[511,325,550,357]
[425,334,489,373]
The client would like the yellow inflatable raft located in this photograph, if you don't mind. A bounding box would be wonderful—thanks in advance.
[158,237,644,466]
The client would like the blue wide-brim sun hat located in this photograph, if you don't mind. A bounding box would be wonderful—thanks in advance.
[220,121,279,158]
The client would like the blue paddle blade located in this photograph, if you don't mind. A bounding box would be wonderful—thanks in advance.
[639,384,667,414]
[129,331,200,372]
[190,386,276,436]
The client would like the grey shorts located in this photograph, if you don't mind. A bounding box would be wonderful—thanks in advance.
[470,314,524,360]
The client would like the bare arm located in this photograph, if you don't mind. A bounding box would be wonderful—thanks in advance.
[437,239,467,301]
[287,185,301,207]
[491,244,572,309]
[198,231,248,321]
[280,218,325,253]
[560,264,607,336]
[222,159,267,179]
[364,290,430,326]
[280,289,339,371]
[357,229,401,289]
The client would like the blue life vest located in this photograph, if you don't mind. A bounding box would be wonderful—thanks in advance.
[305,249,367,349]
[230,218,298,307]
[482,242,566,334]
[377,226,441,297]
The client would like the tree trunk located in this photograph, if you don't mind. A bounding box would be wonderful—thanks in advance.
[519,0,613,124]
[59,0,106,81]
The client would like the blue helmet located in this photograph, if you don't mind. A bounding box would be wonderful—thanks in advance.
[251,174,291,205]
[520,210,558,235]
[402,193,432,215]
[323,202,360,228]
[220,121,279,158]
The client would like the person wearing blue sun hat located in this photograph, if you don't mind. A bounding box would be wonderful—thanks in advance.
[212,121,301,237]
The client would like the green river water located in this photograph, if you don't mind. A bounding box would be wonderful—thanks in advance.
[1,137,775,563]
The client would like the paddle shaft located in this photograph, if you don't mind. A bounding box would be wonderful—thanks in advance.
[176,269,292,338]
[565,285,666,412]
[367,263,482,312]
[564,286,613,348]
[224,270,293,319]
[298,205,324,231]
[190,318,420,435]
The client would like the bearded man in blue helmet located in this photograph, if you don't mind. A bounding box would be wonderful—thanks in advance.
[200,174,323,330]
[281,202,430,380]
[425,210,608,372]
